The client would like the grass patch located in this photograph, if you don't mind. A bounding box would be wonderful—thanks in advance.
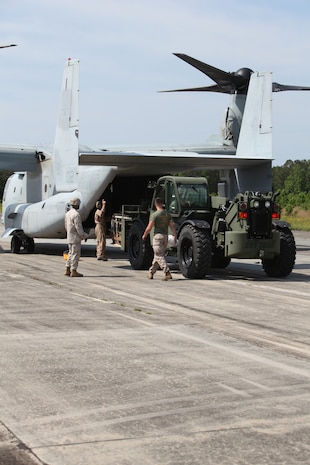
[282,208,310,231]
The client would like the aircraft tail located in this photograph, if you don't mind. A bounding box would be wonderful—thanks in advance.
[234,71,273,193]
[236,71,272,159]
[54,58,80,192]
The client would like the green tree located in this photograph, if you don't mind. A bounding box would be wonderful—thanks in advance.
[272,159,294,192]
[273,160,310,213]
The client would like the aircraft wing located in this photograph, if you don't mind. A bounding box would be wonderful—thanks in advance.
[0,145,39,171]
[79,148,272,175]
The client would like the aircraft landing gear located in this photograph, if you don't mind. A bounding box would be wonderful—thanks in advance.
[11,235,22,253]
[10,232,35,254]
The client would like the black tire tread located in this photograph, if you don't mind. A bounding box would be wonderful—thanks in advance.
[128,222,153,270]
[177,224,211,279]
[262,228,296,277]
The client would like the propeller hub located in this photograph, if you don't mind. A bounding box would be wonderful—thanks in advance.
[235,68,253,80]
[233,68,254,93]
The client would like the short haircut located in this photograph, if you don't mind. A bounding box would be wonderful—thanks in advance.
[155,197,164,206]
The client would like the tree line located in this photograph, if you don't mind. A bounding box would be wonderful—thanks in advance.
[1,160,309,213]
[272,159,310,213]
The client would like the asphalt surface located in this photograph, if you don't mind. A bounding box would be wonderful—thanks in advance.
[0,227,309,465]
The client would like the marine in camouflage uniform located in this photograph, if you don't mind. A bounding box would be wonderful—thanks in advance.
[94,199,107,260]
[142,197,177,281]
[64,198,88,277]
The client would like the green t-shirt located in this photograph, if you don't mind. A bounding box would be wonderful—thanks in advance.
[151,209,172,235]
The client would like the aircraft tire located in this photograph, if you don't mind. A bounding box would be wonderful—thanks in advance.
[24,237,35,253]
[11,235,22,254]
[177,224,211,279]
[262,228,296,277]
[128,222,153,270]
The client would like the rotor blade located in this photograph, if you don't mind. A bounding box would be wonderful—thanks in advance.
[159,84,227,94]
[173,53,246,92]
[0,44,17,49]
[273,82,310,92]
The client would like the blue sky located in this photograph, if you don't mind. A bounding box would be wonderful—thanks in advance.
[1,0,310,166]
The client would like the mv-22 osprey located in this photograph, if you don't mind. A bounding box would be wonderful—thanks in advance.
[1,53,309,274]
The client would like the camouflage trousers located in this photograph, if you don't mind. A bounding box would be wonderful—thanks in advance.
[95,224,106,258]
[66,242,81,271]
[149,233,169,274]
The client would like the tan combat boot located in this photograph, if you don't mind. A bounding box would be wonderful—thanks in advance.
[162,271,172,281]
[70,270,83,277]
[147,271,154,279]
[64,267,71,276]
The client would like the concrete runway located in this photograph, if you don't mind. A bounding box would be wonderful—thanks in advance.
[0,227,309,465]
